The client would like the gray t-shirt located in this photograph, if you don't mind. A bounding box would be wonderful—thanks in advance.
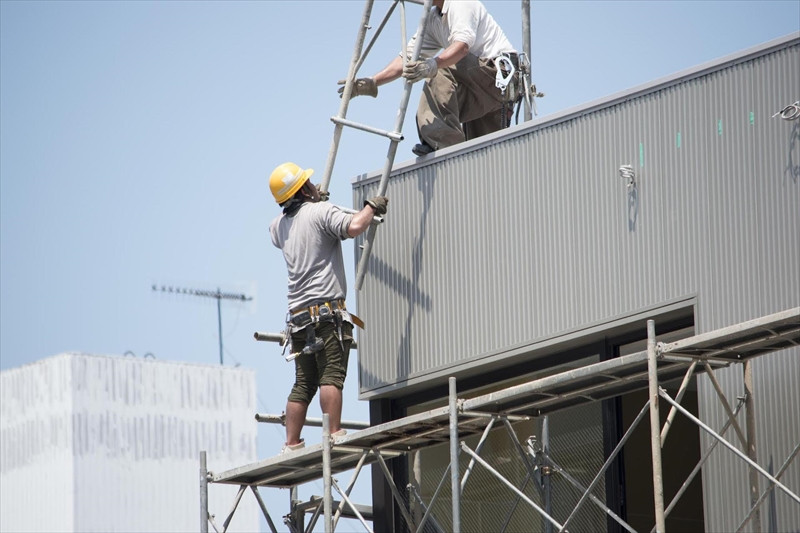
[270,201,353,312]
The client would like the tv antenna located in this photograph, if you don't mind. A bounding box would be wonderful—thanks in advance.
[152,284,253,365]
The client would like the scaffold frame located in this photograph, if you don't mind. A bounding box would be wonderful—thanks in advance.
[201,307,799,532]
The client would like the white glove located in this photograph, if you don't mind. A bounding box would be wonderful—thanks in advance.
[402,57,438,84]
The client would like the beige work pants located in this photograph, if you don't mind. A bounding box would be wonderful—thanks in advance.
[416,53,516,150]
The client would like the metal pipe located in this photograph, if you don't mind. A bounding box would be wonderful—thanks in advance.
[322,414,332,533]
[254,332,359,349]
[460,442,564,531]
[409,483,447,533]
[460,416,496,491]
[337,205,384,225]
[650,398,746,533]
[330,116,404,141]
[374,452,418,530]
[647,320,667,533]
[661,359,698,445]
[736,443,800,532]
[658,389,800,504]
[221,485,246,533]
[412,451,423,524]
[415,462,451,533]
[500,418,540,487]
[200,451,209,533]
[521,0,532,121]
[544,456,637,533]
[254,413,369,430]
[208,515,223,533]
[333,451,371,529]
[355,0,433,290]
[250,486,279,533]
[449,377,462,533]
[499,473,531,533]
[704,361,748,447]
[331,478,375,533]
[289,486,303,533]
[743,361,761,532]
[561,399,652,532]
[217,290,223,365]
[354,1,399,75]
[542,416,552,533]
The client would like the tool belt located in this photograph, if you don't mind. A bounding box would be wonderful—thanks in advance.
[289,299,364,330]
[282,299,363,362]
[290,299,347,320]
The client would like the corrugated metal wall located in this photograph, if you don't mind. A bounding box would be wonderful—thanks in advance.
[354,34,800,531]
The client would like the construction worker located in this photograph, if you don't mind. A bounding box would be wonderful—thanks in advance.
[340,0,519,156]
[268,162,388,453]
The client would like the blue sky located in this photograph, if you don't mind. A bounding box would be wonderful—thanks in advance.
[1,0,799,529]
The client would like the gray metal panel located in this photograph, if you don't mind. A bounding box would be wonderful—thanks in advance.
[693,41,800,530]
[353,33,799,395]
[353,33,800,532]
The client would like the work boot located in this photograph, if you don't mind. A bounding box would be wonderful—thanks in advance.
[412,142,435,157]
[280,439,305,454]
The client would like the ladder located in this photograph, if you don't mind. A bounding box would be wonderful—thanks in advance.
[317,0,433,291]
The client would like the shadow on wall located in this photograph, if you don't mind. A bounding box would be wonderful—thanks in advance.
[397,168,437,383]
[628,182,639,232]
[363,167,438,384]
[786,121,800,185]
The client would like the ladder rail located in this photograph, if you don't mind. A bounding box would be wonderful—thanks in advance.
[320,0,417,195]
[355,0,433,290]
[319,0,376,195]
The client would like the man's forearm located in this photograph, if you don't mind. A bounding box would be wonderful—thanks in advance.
[434,41,469,69]
[373,56,404,86]
[347,206,377,238]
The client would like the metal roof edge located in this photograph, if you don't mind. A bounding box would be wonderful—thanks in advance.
[358,295,697,401]
[352,31,800,187]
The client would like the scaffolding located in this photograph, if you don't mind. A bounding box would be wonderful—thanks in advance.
[201,306,800,532]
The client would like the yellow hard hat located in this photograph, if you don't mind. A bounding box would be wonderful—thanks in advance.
[269,162,314,205]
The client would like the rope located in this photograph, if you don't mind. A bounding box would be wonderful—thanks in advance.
[772,101,800,120]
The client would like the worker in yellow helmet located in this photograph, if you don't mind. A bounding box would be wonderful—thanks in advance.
[339,0,520,156]
[268,162,387,453]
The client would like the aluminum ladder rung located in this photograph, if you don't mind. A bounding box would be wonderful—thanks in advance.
[330,116,404,142]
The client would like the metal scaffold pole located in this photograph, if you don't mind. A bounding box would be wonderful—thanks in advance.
[200,451,209,533]
[743,361,762,533]
[521,0,532,121]
[449,377,461,533]
[647,320,667,533]
[323,413,333,533]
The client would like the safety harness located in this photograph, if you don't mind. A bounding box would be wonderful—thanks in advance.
[282,300,363,362]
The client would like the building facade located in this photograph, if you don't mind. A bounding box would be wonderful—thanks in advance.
[353,33,800,532]
[0,353,259,532]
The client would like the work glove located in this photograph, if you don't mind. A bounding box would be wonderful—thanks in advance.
[315,183,330,202]
[364,196,388,216]
[337,77,378,98]
[402,58,438,84]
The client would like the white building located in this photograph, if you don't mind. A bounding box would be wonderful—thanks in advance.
[0,353,259,532]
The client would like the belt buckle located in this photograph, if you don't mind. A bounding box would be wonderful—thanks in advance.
[318,304,332,318]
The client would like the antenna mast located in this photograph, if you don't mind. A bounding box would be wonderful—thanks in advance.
[152,284,253,365]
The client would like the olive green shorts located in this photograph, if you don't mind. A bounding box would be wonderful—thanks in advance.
[287,320,353,405]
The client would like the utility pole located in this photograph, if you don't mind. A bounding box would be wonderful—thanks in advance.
[153,284,253,365]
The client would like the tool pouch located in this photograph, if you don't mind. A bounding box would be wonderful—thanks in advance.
[290,310,313,329]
